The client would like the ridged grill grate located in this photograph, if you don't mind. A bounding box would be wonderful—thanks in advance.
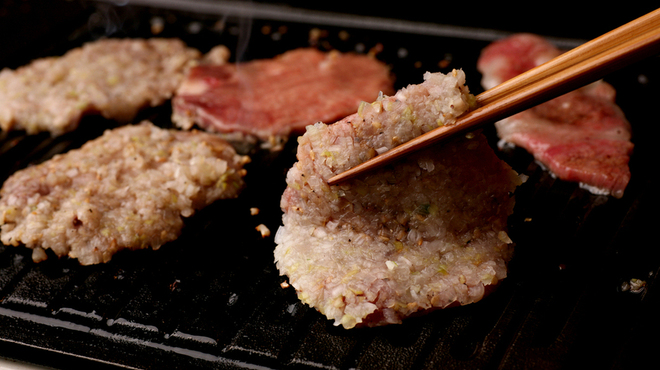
[0,1,658,369]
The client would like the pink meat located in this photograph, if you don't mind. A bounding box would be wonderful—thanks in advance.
[477,33,633,198]
[172,48,394,143]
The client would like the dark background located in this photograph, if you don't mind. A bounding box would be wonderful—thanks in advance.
[1,1,659,369]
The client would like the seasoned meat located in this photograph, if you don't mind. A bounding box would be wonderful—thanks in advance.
[0,38,204,136]
[274,70,521,328]
[477,33,633,198]
[172,48,394,150]
[0,121,249,265]
[477,33,562,91]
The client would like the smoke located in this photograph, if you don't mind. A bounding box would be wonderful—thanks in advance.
[87,4,122,36]
[233,3,253,63]
[87,1,139,38]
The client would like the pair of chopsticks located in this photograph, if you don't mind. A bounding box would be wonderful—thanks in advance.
[328,8,660,186]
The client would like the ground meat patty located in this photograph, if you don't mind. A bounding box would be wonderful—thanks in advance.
[0,121,249,265]
[0,38,203,136]
[172,47,394,150]
[274,70,521,328]
[477,33,633,198]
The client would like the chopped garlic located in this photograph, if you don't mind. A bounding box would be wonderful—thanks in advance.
[340,314,357,329]
[256,224,271,237]
[498,231,512,244]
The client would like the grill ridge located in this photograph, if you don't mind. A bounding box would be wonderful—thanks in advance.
[1,1,659,369]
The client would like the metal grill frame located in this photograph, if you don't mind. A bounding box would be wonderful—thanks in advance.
[1,1,659,369]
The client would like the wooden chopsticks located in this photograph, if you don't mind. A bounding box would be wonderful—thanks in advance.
[327,8,660,186]
[476,8,660,107]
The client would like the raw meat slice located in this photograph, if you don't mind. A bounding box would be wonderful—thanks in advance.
[274,70,521,328]
[0,121,249,265]
[0,38,204,136]
[477,33,633,198]
[477,33,562,91]
[172,48,394,150]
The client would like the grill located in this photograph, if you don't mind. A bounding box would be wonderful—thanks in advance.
[1,1,659,369]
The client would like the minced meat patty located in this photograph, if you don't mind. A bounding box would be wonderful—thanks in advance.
[274,70,522,328]
[0,121,249,265]
[0,38,203,136]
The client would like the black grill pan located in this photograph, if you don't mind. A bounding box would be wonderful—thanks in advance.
[0,1,659,369]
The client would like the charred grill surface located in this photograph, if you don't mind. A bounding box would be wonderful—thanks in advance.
[1,1,659,369]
